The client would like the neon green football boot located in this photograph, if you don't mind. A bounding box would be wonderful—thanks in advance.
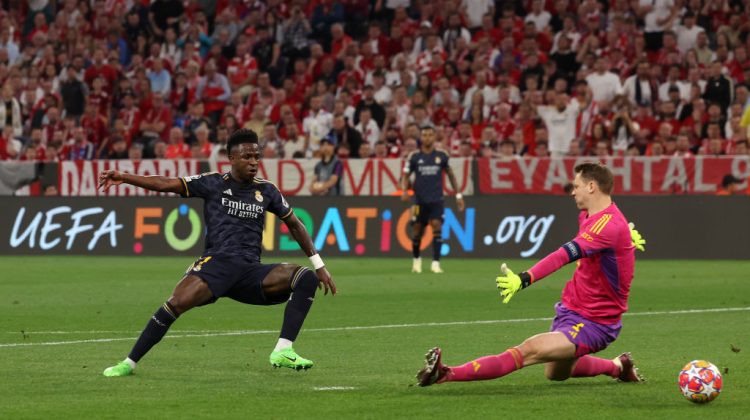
[269,347,314,370]
[103,361,134,377]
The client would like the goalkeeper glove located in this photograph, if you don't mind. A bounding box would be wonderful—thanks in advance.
[495,263,532,304]
[628,222,646,252]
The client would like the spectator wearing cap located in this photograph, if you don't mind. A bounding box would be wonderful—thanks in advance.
[311,136,343,196]
[716,174,742,195]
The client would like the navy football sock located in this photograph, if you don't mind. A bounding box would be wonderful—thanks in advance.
[128,302,179,362]
[412,238,421,259]
[432,237,443,261]
[280,268,318,342]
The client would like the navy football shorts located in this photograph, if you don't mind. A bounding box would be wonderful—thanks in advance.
[411,201,444,224]
[185,255,289,306]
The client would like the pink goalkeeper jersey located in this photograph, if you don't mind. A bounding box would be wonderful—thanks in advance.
[561,203,635,324]
[528,203,636,324]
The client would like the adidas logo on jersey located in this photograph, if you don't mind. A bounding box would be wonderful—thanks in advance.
[223,189,232,196]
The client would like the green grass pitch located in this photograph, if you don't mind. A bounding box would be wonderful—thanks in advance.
[0,257,748,419]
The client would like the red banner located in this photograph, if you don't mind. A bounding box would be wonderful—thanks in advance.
[58,158,474,196]
[210,158,474,196]
[478,157,750,195]
[59,160,201,196]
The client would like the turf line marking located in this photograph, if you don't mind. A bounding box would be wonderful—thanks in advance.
[313,386,357,391]
[1,306,748,348]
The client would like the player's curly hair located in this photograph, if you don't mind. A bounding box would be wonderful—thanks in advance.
[226,128,259,155]
[574,162,614,194]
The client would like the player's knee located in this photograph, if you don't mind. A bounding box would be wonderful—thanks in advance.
[517,341,540,362]
[167,296,191,315]
[291,266,318,295]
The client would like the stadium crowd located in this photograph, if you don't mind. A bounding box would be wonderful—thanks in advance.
[1,0,750,162]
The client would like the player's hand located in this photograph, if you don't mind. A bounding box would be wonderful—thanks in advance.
[98,170,124,191]
[628,222,646,252]
[456,197,465,212]
[401,192,409,202]
[495,263,522,304]
[316,267,337,296]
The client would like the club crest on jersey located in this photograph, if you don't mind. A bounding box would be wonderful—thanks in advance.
[254,190,264,202]
[435,157,441,164]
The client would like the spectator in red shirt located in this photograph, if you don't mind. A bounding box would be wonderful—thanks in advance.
[84,49,119,94]
[139,92,172,144]
[165,127,191,159]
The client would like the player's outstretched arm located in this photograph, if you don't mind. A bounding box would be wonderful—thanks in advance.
[495,241,582,303]
[283,212,337,295]
[98,170,186,194]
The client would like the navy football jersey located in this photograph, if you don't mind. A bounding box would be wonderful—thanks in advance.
[180,172,292,261]
[405,150,449,204]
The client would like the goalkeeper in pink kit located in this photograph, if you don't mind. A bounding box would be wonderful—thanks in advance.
[417,163,647,386]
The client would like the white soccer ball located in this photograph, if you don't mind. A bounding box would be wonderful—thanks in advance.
[678,360,723,404]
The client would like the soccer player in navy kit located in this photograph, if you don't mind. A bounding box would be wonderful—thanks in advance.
[401,126,465,274]
[98,129,336,377]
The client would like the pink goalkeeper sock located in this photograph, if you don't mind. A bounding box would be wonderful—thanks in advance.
[446,348,524,382]
[571,355,620,378]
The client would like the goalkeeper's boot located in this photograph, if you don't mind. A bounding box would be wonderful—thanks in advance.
[103,361,134,377]
[430,261,444,274]
[270,347,314,370]
[616,352,643,382]
[412,258,422,274]
[416,347,449,387]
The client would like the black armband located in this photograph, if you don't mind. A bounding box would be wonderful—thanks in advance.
[519,272,532,289]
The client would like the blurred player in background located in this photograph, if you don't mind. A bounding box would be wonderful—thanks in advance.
[98,129,336,377]
[401,126,465,274]
[417,163,646,386]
